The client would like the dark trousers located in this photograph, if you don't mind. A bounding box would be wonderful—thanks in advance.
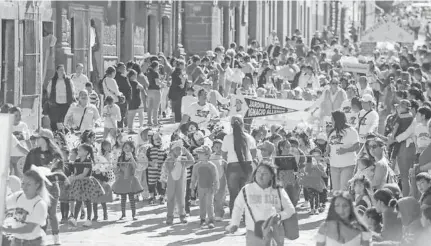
[171,98,182,123]
[226,162,252,215]
[307,188,320,209]
[185,179,191,214]
[148,181,165,197]
[116,102,128,129]
[47,103,70,131]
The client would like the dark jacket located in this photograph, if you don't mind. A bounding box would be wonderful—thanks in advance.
[168,68,186,101]
[115,72,132,102]
[23,147,64,181]
[49,77,74,104]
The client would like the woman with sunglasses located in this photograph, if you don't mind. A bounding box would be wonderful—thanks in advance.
[316,190,371,246]
[366,138,391,191]
[226,163,296,245]
[327,111,360,191]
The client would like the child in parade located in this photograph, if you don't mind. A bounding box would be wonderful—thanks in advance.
[364,207,383,235]
[301,149,327,215]
[146,131,167,205]
[92,141,115,221]
[211,139,227,221]
[102,95,122,139]
[191,145,220,229]
[352,176,374,209]
[349,157,375,186]
[112,141,143,220]
[136,128,151,201]
[68,144,105,227]
[59,148,73,224]
[164,140,195,225]
[187,130,206,209]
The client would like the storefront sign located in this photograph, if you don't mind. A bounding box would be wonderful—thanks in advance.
[342,62,369,74]
[361,20,415,43]
[244,98,297,118]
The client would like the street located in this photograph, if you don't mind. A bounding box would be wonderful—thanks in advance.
[52,198,324,246]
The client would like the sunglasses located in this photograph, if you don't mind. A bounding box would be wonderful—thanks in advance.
[368,144,380,149]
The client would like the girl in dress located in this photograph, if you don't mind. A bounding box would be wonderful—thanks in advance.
[352,176,374,209]
[68,144,105,227]
[112,141,143,220]
[92,141,115,221]
[136,128,151,201]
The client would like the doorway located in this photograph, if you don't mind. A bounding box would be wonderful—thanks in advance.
[1,20,15,104]
[161,16,170,55]
[147,15,157,54]
[222,7,230,48]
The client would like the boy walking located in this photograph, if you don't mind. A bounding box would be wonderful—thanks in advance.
[211,140,227,221]
[191,145,219,228]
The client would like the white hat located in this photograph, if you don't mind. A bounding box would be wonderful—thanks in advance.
[360,94,375,104]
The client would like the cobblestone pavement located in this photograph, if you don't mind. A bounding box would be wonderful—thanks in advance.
[51,198,325,246]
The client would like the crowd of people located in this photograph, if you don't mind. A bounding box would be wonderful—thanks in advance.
[4,3,431,245]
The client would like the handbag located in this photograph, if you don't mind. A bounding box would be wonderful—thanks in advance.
[242,186,265,239]
[277,188,299,240]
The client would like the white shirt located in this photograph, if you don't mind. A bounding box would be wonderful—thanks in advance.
[358,85,374,97]
[5,191,48,240]
[230,183,295,232]
[11,122,30,157]
[298,73,319,90]
[328,126,359,168]
[415,123,431,153]
[181,95,198,115]
[71,73,89,98]
[184,102,219,128]
[221,132,256,163]
[102,104,121,129]
[357,109,379,143]
[64,103,100,131]
[46,78,74,104]
[341,100,359,126]
[102,77,121,103]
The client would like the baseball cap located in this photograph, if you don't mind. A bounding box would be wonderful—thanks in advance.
[360,94,375,104]
[194,145,211,155]
[32,128,54,140]
[257,141,275,155]
[201,79,213,86]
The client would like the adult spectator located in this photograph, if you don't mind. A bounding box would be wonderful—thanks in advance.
[70,63,89,98]
[222,116,257,216]
[357,94,379,144]
[45,64,75,131]
[126,69,144,133]
[181,89,219,128]
[366,137,390,190]
[102,66,122,103]
[305,78,347,124]
[327,111,360,191]
[168,59,187,123]
[147,61,166,126]
[373,189,402,242]
[23,129,64,245]
[132,63,149,111]
[114,62,131,128]
[358,76,374,97]
[186,55,206,88]
[64,90,100,132]
[9,107,30,177]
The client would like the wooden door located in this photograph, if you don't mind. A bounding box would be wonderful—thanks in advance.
[1,20,15,104]
[71,6,89,75]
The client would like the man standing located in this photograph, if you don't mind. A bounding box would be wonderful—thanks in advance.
[115,62,132,129]
[71,63,89,99]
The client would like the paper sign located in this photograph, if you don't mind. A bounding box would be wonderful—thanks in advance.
[0,114,13,239]
[360,42,376,56]
[342,62,369,74]
[361,20,415,43]
[244,97,297,118]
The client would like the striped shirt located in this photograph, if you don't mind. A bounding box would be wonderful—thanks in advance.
[146,146,167,184]
[88,90,100,108]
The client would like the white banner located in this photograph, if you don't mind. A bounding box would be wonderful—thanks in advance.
[342,62,369,74]
[0,113,13,243]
